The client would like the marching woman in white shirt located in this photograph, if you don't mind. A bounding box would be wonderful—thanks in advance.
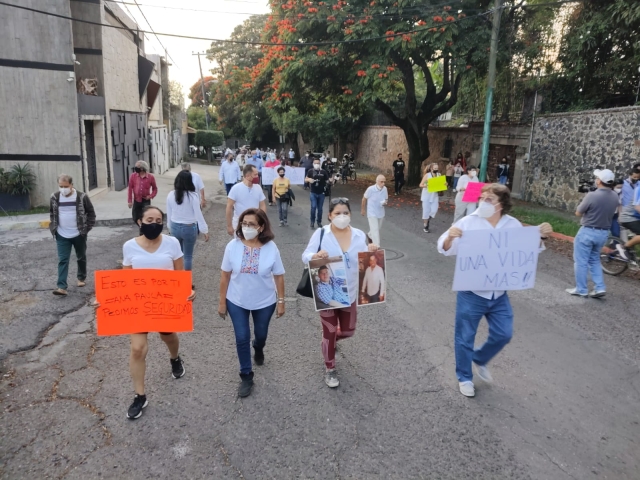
[453,165,480,224]
[437,184,553,398]
[420,163,442,233]
[302,198,378,388]
[218,208,285,398]
[166,171,209,272]
[122,205,195,419]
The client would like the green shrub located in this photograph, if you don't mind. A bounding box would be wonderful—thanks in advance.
[194,130,224,148]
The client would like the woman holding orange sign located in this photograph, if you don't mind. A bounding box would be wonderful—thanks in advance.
[121,205,195,420]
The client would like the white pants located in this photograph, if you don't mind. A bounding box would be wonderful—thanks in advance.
[453,193,477,224]
[422,197,439,220]
[367,216,384,246]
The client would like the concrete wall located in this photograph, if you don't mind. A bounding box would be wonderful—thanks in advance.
[147,54,163,126]
[70,0,104,96]
[523,106,640,212]
[149,126,169,175]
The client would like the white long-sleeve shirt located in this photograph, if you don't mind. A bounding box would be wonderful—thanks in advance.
[362,264,386,296]
[437,212,544,300]
[219,160,242,184]
[166,191,208,234]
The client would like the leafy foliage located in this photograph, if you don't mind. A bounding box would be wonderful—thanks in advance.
[194,130,225,148]
[188,76,216,107]
[0,164,36,195]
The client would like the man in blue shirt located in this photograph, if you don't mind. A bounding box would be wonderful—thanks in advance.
[620,167,640,207]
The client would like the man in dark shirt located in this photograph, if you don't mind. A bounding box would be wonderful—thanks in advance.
[305,157,332,228]
[392,153,406,195]
[496,159,509,185]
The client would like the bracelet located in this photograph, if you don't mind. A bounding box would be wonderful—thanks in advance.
[277,299,285,304]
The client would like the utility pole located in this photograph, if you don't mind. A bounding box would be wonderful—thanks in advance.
[192,52,210,129]
[479,0,503,182]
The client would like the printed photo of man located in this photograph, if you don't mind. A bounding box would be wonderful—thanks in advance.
[359,252,386,305]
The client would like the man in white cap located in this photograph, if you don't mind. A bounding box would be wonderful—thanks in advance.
[567,168,619,298]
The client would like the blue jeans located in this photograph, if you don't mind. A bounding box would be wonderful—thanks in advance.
[454,291,513,383]
[310,192,325,224]
[573,226,608,294]
[226,300,276,375]
[170,222,198,271]
[276,198,288,223]
[55,233,87,289]
[453,177,460,189]
[499,175,508,185]
[225,183,235,195]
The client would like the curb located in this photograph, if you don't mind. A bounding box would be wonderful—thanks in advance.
[0,218,133,232]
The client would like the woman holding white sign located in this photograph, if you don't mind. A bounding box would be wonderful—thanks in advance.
[302,198,378,388]
[420,163,442,233]
[437,184,553,398]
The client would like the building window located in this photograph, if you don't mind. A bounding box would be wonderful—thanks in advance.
[382,133,388,150]
[234,140,239,148]
[443,138,453,158]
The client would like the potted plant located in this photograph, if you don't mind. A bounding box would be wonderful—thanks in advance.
[0,163,36,212]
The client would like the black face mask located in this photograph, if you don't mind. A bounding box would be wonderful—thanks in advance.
[632,178,638,184]
[139,222,163,240]
[279,173,285,177]
[134,167,142,173]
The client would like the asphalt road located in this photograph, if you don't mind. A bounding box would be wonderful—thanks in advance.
[0,180,638,479]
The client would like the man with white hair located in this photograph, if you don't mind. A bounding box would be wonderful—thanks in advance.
[361,175,388,246]
[127,160,157,225]
[181,162,205,207]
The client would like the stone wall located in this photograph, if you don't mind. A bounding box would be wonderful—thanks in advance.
[523,106,640,212]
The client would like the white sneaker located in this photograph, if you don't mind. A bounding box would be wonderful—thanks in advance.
[459,381,475,397]
[616,244,629,260]
[325,369,339,388]
[566,288,587,298]
[589,290,606,298]
[474,363,493,383]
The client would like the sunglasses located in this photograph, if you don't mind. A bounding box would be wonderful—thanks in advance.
[330,197,349,205]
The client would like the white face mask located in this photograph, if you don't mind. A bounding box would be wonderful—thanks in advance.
[331,213,351,229]
[469,171,477,177]
[615,187,622,193]
[477,201,498,218]
[242,227,259,240]
[313,164,321,170]
[59,187,72,196]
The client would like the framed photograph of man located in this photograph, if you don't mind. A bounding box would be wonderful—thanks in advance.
[308,256,351,312]
[358,250,387,306]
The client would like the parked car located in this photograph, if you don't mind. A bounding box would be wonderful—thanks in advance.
[211,147,223,159]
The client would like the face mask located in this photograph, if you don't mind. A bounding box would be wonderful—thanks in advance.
[469,171,477,177]
[140,222,163,240]
[59,187,71,196]
[134,167,142,173]
[477,201,498,218]
[615,187,623,194]
[279,172,285,177]
[242,227,259,240]
[632,179,639,184]
[313,164,320,170]
[433,169,439,173]
[331,213,351,229]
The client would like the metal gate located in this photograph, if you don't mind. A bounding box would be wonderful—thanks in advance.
[84,120,98,190]
[110,112,147,191]
[488,144,517,185]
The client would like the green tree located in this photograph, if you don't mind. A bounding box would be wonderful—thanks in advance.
[187,105,217,130]
[188,76,216,107]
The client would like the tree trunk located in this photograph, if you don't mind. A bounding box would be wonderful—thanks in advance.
[402,120,430,187]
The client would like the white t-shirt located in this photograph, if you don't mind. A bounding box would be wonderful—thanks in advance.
[57,191,80,238]
[190,172,204,193]
[221,238,285,310]
[166,191,208,234]
[228,182,266,227]
[122,234,184,270]
[364,185,388,218]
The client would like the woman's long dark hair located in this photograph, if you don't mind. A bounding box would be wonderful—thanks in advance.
[174,170,196,205]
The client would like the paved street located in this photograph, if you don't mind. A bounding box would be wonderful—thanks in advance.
[1,167,639,479]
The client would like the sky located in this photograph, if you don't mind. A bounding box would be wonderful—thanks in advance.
[113,0,270,105]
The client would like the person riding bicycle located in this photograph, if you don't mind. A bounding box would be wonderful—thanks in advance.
[616,179,640,260]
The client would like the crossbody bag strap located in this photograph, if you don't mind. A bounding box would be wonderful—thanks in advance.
[317,227,325,253]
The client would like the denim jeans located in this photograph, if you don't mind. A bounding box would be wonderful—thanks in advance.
[170,222,198,271]
[56,233,87,290]
[226,300,276,375]
[499,175,508,185]
[310,192,325,224]
[225,183,235,195]
[573,226,609,294]
[454,291,513,383]
[611,213,620,237]
[453,177,460,189]
[276,198,289,223]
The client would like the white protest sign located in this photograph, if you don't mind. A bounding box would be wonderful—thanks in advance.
[452,227,541,291]
[261,167,306,185]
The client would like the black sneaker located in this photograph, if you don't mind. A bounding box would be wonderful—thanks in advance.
[171,356,185,379]
[254,347,264,366]
[310,223,315,229]
[423,226,429,233]
[127,394,148,419]
[317,223,322,228]
[238,372,254,398]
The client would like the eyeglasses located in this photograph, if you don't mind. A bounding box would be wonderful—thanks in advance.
[241,222,259,228]
[478,196,499,204]
[330,197,349,205]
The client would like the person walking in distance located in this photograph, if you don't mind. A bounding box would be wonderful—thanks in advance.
[288,148,295,165]
[437,184,553,397]
[453,166,480,224]
[219,153,242,195]
[245,151,264,185]
[453,162,463,190]
[166,171,210,272]
[361,175,388,246]
[127,161,157,225]
[218,209,285,397]
[392,153,405,195]
[302,199,379,388]
[263,154,280,206]
[566,169,619,298]
[121,205,195,419]
[445,161,454,189]
[181,163,206,208]
[305,157,332,229]
[272,166,291,226]
[496,158,510,185]
[49,174,96,296]
[226,165,267,235]
[420,163,441,233]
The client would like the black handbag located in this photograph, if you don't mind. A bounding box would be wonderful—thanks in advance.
[296,228,325,298]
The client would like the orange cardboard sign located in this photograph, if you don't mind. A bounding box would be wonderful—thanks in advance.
[94,269,193,336]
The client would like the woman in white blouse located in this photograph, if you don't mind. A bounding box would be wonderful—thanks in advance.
[302,198,378,388]
[420,163,442,233]
[218,208,285,398]
[121,205,196,419]
[167,171,209,272]
[453,165,480,224]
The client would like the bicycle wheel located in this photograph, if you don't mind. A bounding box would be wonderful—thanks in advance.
[350,171,357,181]
[600,235,628,276]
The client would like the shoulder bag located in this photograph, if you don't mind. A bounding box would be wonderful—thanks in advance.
[296,228,325,298]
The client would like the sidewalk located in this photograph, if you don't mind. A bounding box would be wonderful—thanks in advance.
[0,164,222,231]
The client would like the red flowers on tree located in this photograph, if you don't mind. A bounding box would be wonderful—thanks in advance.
[417,20,426,26]
[433,16,443,22]
[354,59,362,65]
[327,15,336,21]
[357,70,367,77]
[371,64,380,69]
[443,6,452,11]
[446,16,455,22]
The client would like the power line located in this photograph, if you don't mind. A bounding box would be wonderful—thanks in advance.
[129,0,179,68]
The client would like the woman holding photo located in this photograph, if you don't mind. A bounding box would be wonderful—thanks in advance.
[302,198,378,388]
